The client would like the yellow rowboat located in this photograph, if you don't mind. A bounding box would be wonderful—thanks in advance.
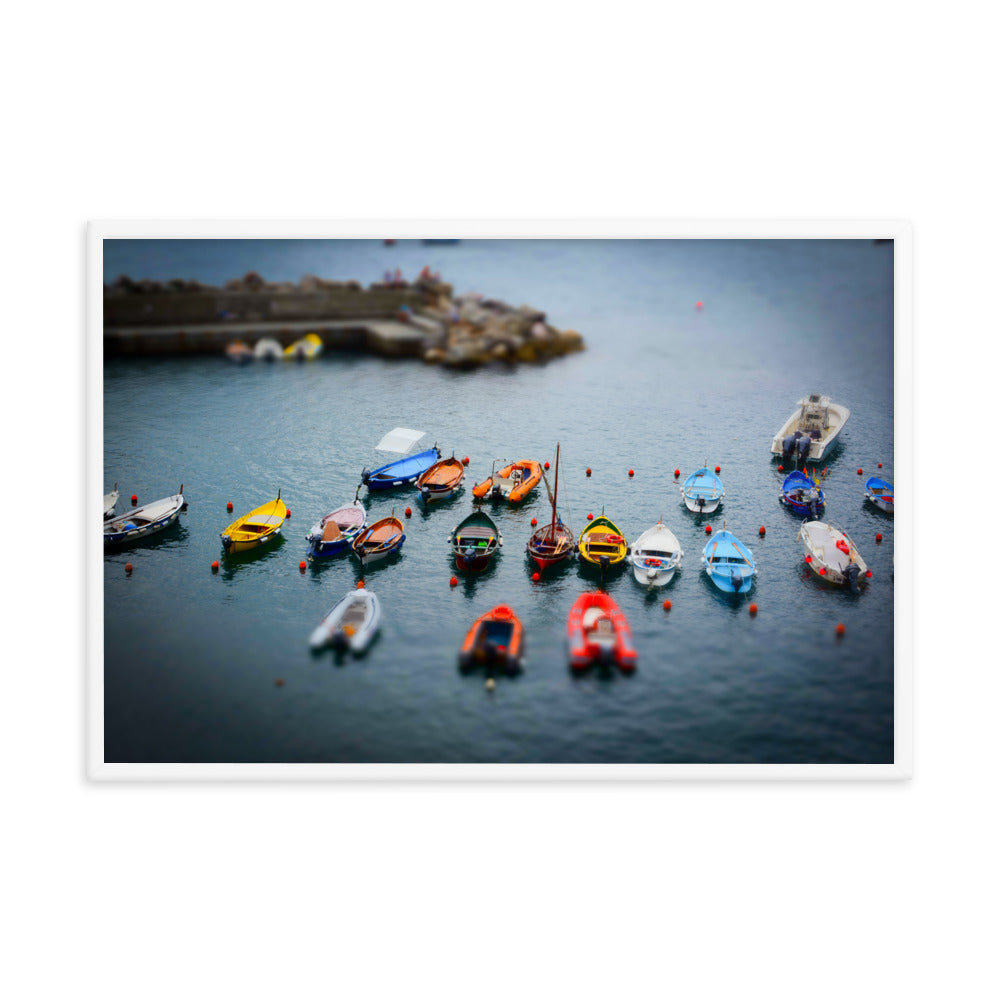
[577,514,628,570]
[284,332,323,360]
[221,493,287,553]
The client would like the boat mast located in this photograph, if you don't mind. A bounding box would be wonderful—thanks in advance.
[549,443,560,540]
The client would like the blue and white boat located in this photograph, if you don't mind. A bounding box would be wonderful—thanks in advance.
[361,427,441,491]
[779,469,825,518]
[864,475,894,515]
[305,494,367,559]
[681,466,725,513]
[104,486,185,548]
[702,528,756,595]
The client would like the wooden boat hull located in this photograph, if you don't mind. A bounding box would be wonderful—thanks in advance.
[351,516,405,566]
[630,522,683,586]
[702,530,756,595]
[450,510,502,572]
[458,605,523,674]
[780,470,826,517]
[567,592,636,672]
[416,457,466,504]
[105,490,185,547]
[799,521,867,590]
[526,521,575,572]
[864,476,894,515]
[472,460,542,504]
[221,495,287,553]
[681,468,725,514]
[362,447,441,491]
[577,516,628,570]
[305,501,366,559]
[309,590,381,653]
[771,394,850,462]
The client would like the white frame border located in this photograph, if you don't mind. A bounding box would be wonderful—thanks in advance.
[87,219,912,782]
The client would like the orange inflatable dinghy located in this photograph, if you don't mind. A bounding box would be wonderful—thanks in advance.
[472,460,542,504]
[458,604,524,674]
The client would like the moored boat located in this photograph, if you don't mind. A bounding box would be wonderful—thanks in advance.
[415,454,466,504]
[104,482,119,520]
[351,511,405,567]
[472,458,542,504]
[309,588,381,653]
[305,493,366,559]
[225,339,254,363]
[361,427,441,491]
[798,520,867,591]
[702,528,757,595]
[864,475,894,515]
[458,605,524,674]
[779,469,826,518]
[253,337,284,361]
[105,486,185,547]
[284,332,323,360]
[771,394,850,463]
[630,521,683,586]
[526,443,574,572]
[449,509,502,572]
[221,492,287,553]
[567,592,637,672]
[577,514,628,573]
[681,466,725,513]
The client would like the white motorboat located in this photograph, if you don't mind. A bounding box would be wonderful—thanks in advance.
[309,588,381,653]
[253,337,284,361]
[798,520,867,592]
[630,521,683,586]
[104,487,185,547]
[771,394,850,463]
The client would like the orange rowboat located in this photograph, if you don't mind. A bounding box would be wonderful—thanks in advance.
[472,459,542,504]
[458,605,524,674]
[416,455,466,504]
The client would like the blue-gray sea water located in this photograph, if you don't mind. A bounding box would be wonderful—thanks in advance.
[102,238,894,764]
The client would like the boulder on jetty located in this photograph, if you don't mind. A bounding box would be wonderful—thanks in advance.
[103,269,584,367]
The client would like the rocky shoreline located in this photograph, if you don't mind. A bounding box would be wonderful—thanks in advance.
[103,271,585,367]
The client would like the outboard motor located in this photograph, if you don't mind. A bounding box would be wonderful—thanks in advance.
[782,433,797,463]
[796,435,811,464]
[846,563,861,593]
[361,468,371,486]
[221,534,232,550]
[731,571,744,593]
[697,496,706,511]
[808,497,819,519]
[331,630,348,651]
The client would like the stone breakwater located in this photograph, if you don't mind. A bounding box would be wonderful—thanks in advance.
[103,271,585,367]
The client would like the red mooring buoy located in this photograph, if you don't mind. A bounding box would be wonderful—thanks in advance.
[405,507,412,518]
[836,623,846,636]
[462,456,469,465]
[226,501,233,512]
[450,576,458,587]
[211,561,219,572]
[587,513,594,521]
[530,518,537,526]
[715,465,721,473]
[663,599,671,611]
[125,562,133,574]
[759,526,766,536]
[674,469,680,478]
[705,525,712,534]
[286,509,291,518]
[876,533,883,543]
[356,580,365,589]
[131,494,138,505]
[544,461,550,470]
[778,465,784,472]
[628,469,634,477]
[857,468,863,475]
[586,468,592,477]
[749,603,758,616]
[531,572,540,582]
[298,561,306,572]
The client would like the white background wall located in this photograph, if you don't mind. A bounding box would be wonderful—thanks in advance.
[5,2,993,997]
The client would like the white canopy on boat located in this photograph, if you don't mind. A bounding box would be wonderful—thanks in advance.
[376,427,426,453]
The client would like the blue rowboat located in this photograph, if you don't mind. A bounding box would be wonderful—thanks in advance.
[864,476,894,515]
[779,470,825,517]
[681,466,725,513]
[361,446,441,490]
[305,498,366,559]
[702,529,756,595]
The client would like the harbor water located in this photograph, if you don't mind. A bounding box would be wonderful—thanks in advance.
[102,238,895,764]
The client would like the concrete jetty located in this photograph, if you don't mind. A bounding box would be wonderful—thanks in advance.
[103,271,585,366]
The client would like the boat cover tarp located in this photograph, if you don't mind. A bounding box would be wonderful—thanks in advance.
[376,428,426,453]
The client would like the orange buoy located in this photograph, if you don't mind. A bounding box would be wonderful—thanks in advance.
[836,622,846,636]
[663,599,671,611]
[226,501,233,512]
[696,301,703,309]
[749,603,758,616]
[356,579,365,589]
[531,572,540,582]
[587,513,593,520]
[530,518,537,526]
[628,469,634,477]
[275,678,285,687]
[449,576,458,587]
[298,560,306,572]
[124,562,133,574]
[211,560,219,572]
[130,494,138,505]
[462,456,469,465]
[544,461,550,470]
[586,468,592,477]
[705,524,712,534]
[876,533,883,543]
[405,507,412,518]
[758,526,766,536]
